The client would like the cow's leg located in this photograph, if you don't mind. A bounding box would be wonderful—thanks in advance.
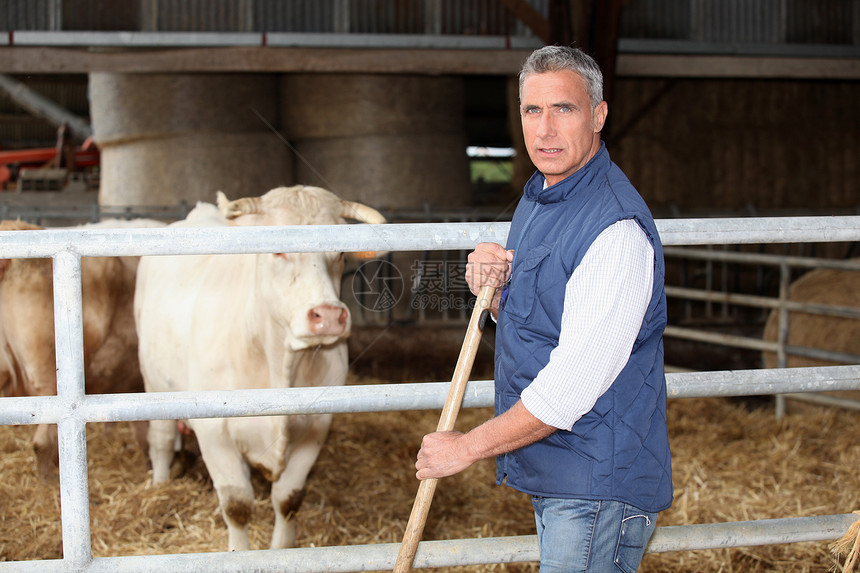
[21,356,61,479]
[270,412,333,549]
[32,423,58,479]
[193,419,254,552]
[147,418,177,484]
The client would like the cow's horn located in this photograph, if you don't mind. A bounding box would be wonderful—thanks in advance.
[221,196,264,219]
[341,201,386,224]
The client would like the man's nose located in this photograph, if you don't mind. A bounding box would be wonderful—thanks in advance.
[536,112,555,138]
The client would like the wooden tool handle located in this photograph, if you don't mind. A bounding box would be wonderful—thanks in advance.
[393,285,495,573]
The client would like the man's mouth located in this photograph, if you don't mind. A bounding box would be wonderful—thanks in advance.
[538,148,563,154]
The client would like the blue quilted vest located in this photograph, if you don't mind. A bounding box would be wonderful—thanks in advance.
[495,143,673,513]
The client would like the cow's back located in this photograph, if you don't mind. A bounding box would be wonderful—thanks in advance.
[135,203,261,393]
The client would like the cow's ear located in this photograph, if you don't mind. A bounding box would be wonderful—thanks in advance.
[346,251,387,263]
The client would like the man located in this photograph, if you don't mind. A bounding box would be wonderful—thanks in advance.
[414,46,673,572]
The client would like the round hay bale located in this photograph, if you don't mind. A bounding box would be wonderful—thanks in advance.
[293,132,470,210]
[281,73,471,209]
[97,132,293,207]
[90,73,289,207]
[762,266,860,368]
[90,73,279,144]
[762,265,860,408]
[280,74,464,139]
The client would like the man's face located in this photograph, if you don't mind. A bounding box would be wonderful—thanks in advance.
[520,70,608,187]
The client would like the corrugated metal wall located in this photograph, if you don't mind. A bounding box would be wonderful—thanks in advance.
[618,0,858,45]
[0,0,535,35]
[4,0,852,45]
[256,0,336,33]
[1,0,57,30]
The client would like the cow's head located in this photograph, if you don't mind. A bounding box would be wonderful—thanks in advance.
[217,186,386,350]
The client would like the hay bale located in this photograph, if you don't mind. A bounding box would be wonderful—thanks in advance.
[762,265,860,409]
[90,73,279,144]
[97,132,293,207]
[89,73,291,208]
[293,133,470,210]
[280,74,465,140]
[281,74,471,209]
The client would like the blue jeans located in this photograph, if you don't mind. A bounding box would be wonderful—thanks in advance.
[532,497,657,573]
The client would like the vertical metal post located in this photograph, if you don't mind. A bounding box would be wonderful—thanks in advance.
[52,251,92,568]
[705,245,714,319]
[238,0,254,32]
[141,0,159,31]
[774,261,790,419]
[333,0,350,33]
[47,0,63,31]
[424,0,442,35]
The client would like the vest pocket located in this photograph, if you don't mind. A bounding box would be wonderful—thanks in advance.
[503,244,551,322]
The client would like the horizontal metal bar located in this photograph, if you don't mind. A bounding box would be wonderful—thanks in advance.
[265,32,541,50]
[666,285,860,319]
[665,365,860,399]
[780,392,860,411]
[664,246,860,271]
[784,344,860,365]
[655,216,860,246]
[664,325,776,352]
[2,514,856,573]
[646,513,860,552]
[664,325,860,364]
[11,31,265,47]
[0,217,859,260]
[1,366,858,425]
[7,31,541,50]
[0,222,509,258]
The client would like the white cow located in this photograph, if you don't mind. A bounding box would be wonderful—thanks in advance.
[134,185,385,551]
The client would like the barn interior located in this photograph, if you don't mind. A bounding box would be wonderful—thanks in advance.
[2,1,857,375]
[0,1,859,571]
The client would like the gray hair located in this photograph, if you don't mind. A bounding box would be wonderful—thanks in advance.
[518,46,604,110]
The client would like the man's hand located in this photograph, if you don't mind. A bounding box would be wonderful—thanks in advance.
[415,431,476,480]
[466,242,513,316]
[414,401,556,481]
[466,242,513,293]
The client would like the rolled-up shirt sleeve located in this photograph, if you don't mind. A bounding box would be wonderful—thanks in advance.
[520,218,655,431]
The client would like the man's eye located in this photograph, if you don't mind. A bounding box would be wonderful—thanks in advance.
[524,107,540,114]
[558,106,572,113]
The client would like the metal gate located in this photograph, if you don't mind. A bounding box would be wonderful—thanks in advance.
[0,216,858,572]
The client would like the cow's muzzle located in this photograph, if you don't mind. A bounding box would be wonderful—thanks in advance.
[308,304,349,337]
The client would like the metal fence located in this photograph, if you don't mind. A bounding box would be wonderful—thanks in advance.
[662,245,860,417]
[0,216,859,571]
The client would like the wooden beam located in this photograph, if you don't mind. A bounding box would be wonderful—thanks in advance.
[499,0,551,44]
[616,54,860,80]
